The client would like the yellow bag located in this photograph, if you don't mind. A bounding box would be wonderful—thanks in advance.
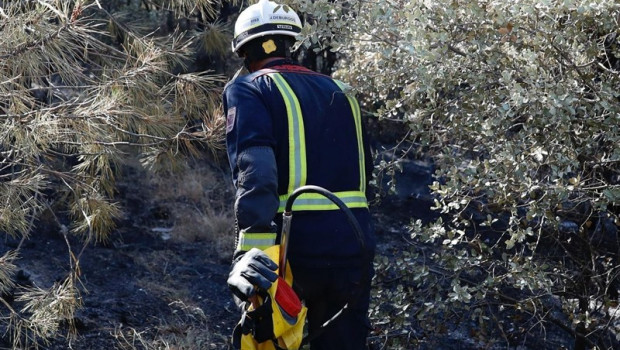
[233,245,307,350]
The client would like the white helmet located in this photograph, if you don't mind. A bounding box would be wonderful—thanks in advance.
[232,0,302,53]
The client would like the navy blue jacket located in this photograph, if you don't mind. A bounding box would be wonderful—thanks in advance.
[223,59,375,268]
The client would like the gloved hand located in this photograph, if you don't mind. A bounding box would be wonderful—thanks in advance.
[227,248,278,302]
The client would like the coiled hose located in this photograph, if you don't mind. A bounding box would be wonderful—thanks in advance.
[281,185,370,346]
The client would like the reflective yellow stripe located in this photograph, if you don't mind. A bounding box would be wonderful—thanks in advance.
[277,191,368,212]
[237,232,277,251]
[268,74,368,212]
[334,80,366,193]
[268,73,307,192]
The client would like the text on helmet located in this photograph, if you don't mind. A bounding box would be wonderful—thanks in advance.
[269,15,296,22]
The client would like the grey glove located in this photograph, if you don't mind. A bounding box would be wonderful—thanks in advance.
[227,248,278,302]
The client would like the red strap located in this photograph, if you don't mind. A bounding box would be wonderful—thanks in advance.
[252,65,329,79]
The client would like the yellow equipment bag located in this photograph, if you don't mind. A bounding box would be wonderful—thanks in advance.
[233,245,307,350]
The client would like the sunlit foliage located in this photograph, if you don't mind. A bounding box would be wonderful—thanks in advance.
[297,0,619,348]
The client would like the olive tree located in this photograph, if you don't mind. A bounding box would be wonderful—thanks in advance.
[0,0,230,347]
[294,0,619,348]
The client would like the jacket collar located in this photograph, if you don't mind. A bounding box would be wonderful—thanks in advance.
[261,58,299,69]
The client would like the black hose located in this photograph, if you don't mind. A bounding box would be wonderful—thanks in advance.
[283,185,371,347]
[283,185,366,252]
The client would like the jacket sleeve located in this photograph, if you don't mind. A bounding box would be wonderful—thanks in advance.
[223,80,279,261]
[233,146,279,258]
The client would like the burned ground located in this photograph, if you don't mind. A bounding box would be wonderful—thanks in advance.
[0,153,420,350]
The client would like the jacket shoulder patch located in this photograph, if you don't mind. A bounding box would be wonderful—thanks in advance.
[226,107,236,133]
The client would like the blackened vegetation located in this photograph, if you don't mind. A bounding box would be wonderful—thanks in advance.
[295,47,338,75]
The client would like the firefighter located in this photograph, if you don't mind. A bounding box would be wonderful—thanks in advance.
[224,1,376,349]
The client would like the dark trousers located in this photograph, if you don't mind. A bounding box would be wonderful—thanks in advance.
[292,264,373,350]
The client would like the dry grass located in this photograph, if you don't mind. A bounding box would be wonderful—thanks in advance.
[149,160,233,241]
[112,300,228,350]
[120,152,236,261]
